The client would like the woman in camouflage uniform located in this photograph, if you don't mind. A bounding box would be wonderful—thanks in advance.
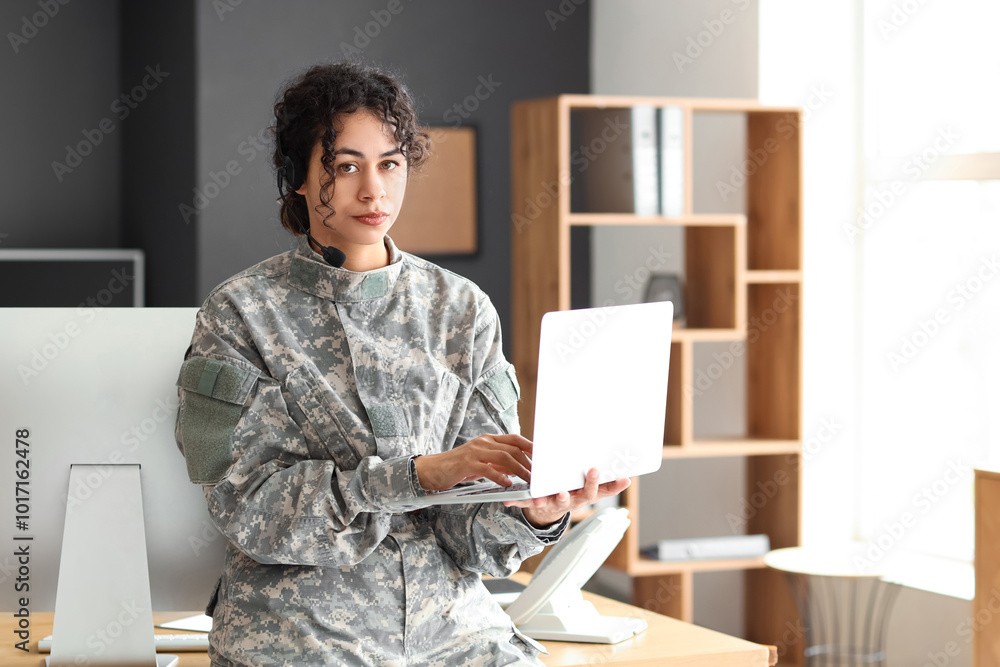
[174,61,629,666]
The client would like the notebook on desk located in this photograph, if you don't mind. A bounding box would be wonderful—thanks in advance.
[391,301,673,507]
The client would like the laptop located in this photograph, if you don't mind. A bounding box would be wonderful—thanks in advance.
[393,300,673,507]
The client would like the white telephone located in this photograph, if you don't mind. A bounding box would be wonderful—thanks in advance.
[502,507,648,644]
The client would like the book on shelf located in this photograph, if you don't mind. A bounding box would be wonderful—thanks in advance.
[640,534,771,562]
[658,105,684,217]
[571,106,659,215]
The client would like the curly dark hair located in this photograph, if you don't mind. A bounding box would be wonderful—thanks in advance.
[272,61,430,236]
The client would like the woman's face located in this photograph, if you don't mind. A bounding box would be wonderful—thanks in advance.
[295,109,407,251]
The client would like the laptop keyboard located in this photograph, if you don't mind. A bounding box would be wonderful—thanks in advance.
[453,481,530,497]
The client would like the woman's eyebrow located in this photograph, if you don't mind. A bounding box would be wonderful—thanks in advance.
[333,147,403,158]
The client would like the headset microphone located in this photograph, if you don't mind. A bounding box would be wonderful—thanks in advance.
[305,232,347,268]
[275,121,347,268]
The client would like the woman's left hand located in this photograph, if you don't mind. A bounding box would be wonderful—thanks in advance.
[504,468,631,529]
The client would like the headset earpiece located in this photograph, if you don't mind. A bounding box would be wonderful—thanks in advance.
[282,153,302,192]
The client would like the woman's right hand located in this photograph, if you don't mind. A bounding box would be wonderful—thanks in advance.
[413,434,533,492]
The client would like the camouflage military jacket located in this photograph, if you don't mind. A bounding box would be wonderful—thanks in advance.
[174,234,569,666]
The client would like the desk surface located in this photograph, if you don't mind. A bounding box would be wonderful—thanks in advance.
[4,577,772,667]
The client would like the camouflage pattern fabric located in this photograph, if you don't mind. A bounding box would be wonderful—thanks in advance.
[174,234,569,666]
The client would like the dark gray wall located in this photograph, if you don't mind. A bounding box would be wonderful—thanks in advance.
[120,1,197,307]
[193,0,591,352]
[2,0,590,353]
[0,0,120,248]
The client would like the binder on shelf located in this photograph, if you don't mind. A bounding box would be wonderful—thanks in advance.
[640,534,771,562]
[658,106,684,217]
[571,106,659,215]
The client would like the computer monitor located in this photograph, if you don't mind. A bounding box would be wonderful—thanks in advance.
[0,249,144,307]
[0,307,224,613]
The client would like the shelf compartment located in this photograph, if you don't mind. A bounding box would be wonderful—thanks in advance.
[747,283,801,441]
[566,213,747,227]
[686,224,745,330]
[746,111,803,272]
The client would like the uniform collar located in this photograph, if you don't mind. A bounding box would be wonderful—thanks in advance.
[288,234,404,302]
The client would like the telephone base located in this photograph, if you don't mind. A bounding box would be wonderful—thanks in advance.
[518,613,648,644]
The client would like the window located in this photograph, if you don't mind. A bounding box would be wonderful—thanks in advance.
[859,0,1000,562]
[761,0,1000,572]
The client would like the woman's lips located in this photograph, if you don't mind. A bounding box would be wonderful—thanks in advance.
[354,213,388,226]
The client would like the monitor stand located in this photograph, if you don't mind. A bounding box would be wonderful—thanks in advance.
[48,464,178,667]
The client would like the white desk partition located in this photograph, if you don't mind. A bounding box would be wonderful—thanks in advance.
[0,308,226,613]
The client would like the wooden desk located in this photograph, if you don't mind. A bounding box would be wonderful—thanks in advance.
[4,581,772,667]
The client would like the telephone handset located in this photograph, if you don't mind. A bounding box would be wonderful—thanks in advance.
[503,507,648,644]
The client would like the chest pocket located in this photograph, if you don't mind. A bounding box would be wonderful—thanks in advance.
[367,366,462,460]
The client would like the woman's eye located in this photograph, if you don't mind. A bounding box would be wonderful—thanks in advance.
[338,163,358,174]
[382,160,399,170]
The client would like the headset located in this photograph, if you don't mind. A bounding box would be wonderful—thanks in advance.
[275,117,347,268]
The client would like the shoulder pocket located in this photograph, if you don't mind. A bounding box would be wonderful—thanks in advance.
[476,362,521,435]
[176,356,261,484]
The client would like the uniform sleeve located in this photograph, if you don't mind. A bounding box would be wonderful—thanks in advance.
[429,296,570,578]
[174,305,427,568]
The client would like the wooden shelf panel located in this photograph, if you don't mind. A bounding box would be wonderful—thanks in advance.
[671,327,745,343]
[746,270,802,284]
[556,94,802,113]
[662,440,801,459]
[566,213,747,227]
[619,555,769,576]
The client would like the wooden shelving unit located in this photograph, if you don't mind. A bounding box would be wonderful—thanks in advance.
[510,94,804,665]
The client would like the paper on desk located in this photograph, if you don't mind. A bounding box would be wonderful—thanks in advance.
[155,613,213,632]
